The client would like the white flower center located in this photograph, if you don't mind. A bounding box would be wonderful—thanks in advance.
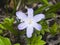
[26,18,34,25]
[29,19,33,24]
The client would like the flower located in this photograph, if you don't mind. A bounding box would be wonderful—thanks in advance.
[16,8,45,38]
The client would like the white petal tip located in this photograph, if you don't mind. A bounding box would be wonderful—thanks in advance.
[40,14,45,19]
[33,23,42,31]
[16,11,22,19]
[18,25,22,30]
[18,22,27,30]
[27,34,32,38]
[37,27,42,31]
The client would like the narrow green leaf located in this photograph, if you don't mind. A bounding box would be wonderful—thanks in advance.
[34,4,48,15]
[41,0,49,5]
[45,2,60,14]
[27,0,41,4]
[45,13,56,18]
[0,30,3,34]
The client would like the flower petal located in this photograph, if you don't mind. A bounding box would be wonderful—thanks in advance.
[18,23,27,30]
[33,14,45,22]
[28,8,33,18]
[16,11,27,21]
[26,26,33,38]
[33,23,42,31]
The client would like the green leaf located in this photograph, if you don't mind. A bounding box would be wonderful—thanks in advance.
[0,24,6,30]
[0,39,5,45]
[50,23,58,35]
[4,38,11,45]
[0,30,3,34]
[14,43,20,45]
[0,36,11,45]
[40,29,45,35]
[41,0,49,5]
[4,18,14,26]
[37,40,46,45]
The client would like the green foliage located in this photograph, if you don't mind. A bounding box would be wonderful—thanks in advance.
[0,18,18,35]
[45,2,60,14]
[49,23,58,35]
[39,20,49,35]
[34,4,48,15]
[0,36,11,45]
[34,2,60,18]
[45,13,56,19]
[27,35,46,45]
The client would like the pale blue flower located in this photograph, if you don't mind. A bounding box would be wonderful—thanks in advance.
[16,8,45,38]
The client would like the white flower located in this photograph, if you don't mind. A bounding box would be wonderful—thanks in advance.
[16,8,45,38]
